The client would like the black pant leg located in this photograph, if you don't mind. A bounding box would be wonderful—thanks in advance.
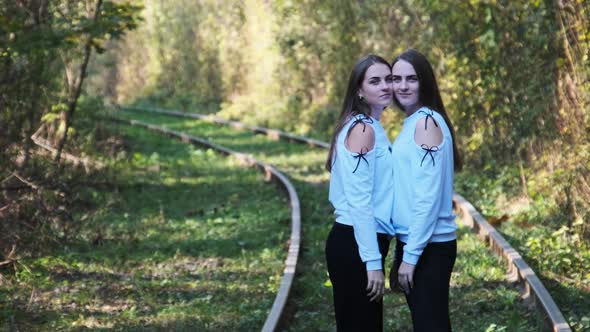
[325,223,390,332]
[393,239,457,332]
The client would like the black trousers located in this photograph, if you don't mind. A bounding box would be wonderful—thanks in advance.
[325,222,390,332]
[392,239,457,332]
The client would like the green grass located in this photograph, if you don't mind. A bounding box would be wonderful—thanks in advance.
[0,122,289,331]
[456,169,590,332]
[114,109,546,331]
[498,223,590,332]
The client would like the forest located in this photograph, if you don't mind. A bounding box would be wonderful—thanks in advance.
[1,0,589,330]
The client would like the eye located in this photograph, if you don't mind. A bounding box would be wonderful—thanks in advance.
[408,76,419,82]
[385,76,393,83]
[392,77,401,83]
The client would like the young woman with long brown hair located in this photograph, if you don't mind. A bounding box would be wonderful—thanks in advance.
[325,54,396,331]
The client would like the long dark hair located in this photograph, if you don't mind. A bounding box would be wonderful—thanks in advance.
[392,49,463,171]
[325,54,391,172]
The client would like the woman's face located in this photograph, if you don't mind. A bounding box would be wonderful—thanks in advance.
[392,59,420,111]
[359,63,393,109]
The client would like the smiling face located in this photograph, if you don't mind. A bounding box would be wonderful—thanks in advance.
[392,59,421,113]
[358,63,393,110]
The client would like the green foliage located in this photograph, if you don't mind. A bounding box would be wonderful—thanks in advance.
[3,0,590,329]
[91,0,239,110]
[1,118,289,330]
[0,0,142,173]
[92,2,590,221]
[457,165,590,330]
[525,224,590,279]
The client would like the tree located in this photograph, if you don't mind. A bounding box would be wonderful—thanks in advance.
[0,0,141,169]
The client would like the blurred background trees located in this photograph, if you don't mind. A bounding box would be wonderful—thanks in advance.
[1,0,588,284]
[0,0,141,255]
[85,0,588,234]
[1,0,141,167]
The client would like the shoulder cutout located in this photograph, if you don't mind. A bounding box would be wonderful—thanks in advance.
[414,117,443,147]
[345,122,375,153]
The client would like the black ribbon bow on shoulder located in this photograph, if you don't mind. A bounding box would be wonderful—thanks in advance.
[418,110,439,130]
[350,116,374,133]
[347,115,374,173]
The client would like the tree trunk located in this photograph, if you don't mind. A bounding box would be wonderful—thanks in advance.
[54,0,103,163]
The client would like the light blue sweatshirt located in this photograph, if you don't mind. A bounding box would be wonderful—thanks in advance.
[329,114,396,271]
[391,107,457,265]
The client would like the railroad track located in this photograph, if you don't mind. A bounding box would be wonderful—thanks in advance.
[108,116,300,332]
[116,105,572,332]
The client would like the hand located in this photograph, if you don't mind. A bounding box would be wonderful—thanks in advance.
[397,262,415,294]
[366,270,385,302]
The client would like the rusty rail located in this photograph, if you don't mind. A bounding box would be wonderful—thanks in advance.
[120,105,330,149]
[109,116,301,332]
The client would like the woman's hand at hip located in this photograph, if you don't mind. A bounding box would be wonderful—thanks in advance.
[398,262,416,294]
[366,270,385,302]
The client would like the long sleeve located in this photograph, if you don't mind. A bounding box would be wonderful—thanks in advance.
[402,142,445,265]
[337,142,382,270]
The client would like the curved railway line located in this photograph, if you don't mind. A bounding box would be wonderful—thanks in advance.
[115,106,572,332]
[109,116,300,332]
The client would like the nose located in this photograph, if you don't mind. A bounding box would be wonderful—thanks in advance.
[400,79,408,89]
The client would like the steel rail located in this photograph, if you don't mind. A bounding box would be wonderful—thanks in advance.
[109,116,300,332]
[119,106,330,149]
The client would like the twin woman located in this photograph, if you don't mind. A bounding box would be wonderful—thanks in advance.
[325,49,462,332]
